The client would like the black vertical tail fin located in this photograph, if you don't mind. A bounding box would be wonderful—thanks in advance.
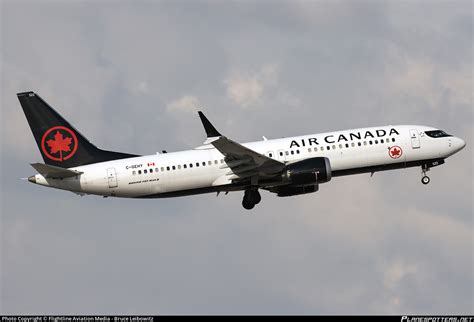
[17,91,139,168]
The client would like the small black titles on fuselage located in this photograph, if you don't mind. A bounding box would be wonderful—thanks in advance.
[125,164,143,170]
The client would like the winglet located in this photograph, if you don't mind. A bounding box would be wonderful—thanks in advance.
[198,111,221,138]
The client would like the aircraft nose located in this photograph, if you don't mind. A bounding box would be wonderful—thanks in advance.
[454,137,466,151]
[28,175,36,183]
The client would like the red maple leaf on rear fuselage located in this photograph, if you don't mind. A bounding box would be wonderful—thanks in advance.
[46,131,72,161]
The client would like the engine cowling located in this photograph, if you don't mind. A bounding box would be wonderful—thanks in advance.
[277,184,318,197]
[283,157,331,187]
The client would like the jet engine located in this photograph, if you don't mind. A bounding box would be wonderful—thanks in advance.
[275,157,331,197]
[276,184,318,197]
[283,157,331,186]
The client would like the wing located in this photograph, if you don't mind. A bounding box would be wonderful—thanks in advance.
[198,112,285,184]
[212,136,284,180]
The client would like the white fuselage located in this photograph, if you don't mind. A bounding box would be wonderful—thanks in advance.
[30,125,465,198]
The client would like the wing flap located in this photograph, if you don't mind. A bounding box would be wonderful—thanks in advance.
[227,171,260,180]
[219,158,253,169]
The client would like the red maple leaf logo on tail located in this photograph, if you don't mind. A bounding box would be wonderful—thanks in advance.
[46,131,72,161]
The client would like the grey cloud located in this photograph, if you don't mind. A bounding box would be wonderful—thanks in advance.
[1,0,472,315]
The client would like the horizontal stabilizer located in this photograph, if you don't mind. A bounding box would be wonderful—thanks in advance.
[30,163,83,179]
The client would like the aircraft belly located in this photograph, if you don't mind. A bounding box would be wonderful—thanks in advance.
[85,176,107,193]
[161,173,216,193]
[43,177,83,192]
[117,169,221,198]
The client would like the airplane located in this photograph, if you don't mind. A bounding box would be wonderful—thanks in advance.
[18,91,466,210]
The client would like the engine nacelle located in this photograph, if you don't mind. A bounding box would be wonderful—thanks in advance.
[283,157,331,187]
[277,184,318,197]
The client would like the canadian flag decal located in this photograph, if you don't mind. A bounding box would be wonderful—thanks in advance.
[148,162,155,166]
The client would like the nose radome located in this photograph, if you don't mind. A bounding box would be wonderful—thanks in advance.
[456,137,466,151]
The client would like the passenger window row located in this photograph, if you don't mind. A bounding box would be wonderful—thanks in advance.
[270,138,397,159]
[132,137,398,175]
[305,137,396,153]
[281,150,301,156]
[132,159,225,175]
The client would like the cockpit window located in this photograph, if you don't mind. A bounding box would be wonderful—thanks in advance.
[425,130,451,138]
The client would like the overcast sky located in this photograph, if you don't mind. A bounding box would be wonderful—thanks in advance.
[1,0,472,315]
